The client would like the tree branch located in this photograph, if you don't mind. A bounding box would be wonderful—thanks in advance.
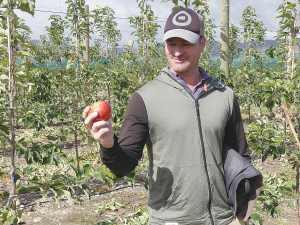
[0,131,11,143]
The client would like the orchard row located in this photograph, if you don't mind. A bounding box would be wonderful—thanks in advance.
[0,0,300,224]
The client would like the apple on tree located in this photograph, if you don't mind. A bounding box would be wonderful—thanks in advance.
[88,101,111,122]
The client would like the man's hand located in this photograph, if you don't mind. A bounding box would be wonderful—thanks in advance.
[82,106,114,148]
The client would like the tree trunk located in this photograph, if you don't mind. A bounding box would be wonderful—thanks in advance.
[75,0,80,172]
[7,0,18,224]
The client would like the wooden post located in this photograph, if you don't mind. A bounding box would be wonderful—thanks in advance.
[66,59,72,69]
[128,40,134,53]
[281,99,300,225]
[105,38,111,103]
[297,163,300,225]
[220,0,230,78]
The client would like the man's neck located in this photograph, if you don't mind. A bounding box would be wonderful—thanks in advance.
[171,67,203,91]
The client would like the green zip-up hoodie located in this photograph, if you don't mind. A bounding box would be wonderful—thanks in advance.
[100,67,250,225]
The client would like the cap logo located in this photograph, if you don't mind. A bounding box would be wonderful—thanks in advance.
[172,11,192,26]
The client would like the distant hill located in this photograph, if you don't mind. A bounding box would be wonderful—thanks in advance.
[208,39,283,55]
[31,40,41,46]
[32,39,299,56]
[209,39,300,55]
[31,39,135,54]
[31,39,71,50]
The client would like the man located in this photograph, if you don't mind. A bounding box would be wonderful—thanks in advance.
[83,8,257,225]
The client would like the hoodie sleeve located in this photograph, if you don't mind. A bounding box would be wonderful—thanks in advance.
[99,92,149,177]
[224,94,251,162]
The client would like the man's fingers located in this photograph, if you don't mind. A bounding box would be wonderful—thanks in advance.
[94,126,111,140]
[90,120,114,148]
[84,111,98,130]
[91,120,110,134]
[82,106,91,119]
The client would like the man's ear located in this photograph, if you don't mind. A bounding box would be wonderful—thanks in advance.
[200,37,206,51]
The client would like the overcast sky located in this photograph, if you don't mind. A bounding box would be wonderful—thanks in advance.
[15,0,283,47]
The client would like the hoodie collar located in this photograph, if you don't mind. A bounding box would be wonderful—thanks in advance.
[157,67,225,95]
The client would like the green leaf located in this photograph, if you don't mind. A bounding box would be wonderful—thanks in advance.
[249,124,260,132]
[126,171,136,187]
[254,203,262,212]
[0,74,8,79]
[50,188,62,203]
[292,38,298,45]
[63,190,74,206]
[17,187,27,194]
[288,201,295,209]
[0,27,8,36]
[17,0,35,16]
[60,136,67,142]
[0,191,9,198]
[17,209,23,218]
[275,206,281,217]
[172,6,181,11]
[184,0,190,7]
[8,215,16,224]
[50,182,64,190]
[39,186,47,201]
[80,184,91,200]
[58,113,65,120]
[192,0,203,7]
[250,213,263,224]
[1,210,8,221]
[171,0,178,5]
[83,164,92,176]
[0,123,9,135]
[29,176,39,183]
[247,221,255,225]
[103,170,115,179]
[70,164,78,176]
[274,12,292,20]
[47,136,58,141]
[94,172,104,182]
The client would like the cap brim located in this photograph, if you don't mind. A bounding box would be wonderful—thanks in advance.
[162,29,200,44]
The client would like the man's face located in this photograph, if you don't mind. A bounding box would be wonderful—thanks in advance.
[165,37,206,76]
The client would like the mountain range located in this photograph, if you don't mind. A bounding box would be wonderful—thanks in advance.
[32,39,294,56]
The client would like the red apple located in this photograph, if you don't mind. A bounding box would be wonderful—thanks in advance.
[88,101,111,122]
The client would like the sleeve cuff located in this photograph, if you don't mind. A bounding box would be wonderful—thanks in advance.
[100,134,119,158]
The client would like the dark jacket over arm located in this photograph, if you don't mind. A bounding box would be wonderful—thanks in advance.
[223,95,262,222]
[100,92,149,177]
[224,94,251,162]
[223,143,263,222]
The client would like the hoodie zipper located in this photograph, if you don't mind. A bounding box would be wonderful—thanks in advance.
[195,100,215,225]
[165,72,216,224]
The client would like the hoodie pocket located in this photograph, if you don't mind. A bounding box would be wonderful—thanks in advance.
[163,165,209,217]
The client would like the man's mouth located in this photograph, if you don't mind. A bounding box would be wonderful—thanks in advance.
[173,58,186,63]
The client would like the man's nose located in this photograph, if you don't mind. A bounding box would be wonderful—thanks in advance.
[174,46,183,57]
